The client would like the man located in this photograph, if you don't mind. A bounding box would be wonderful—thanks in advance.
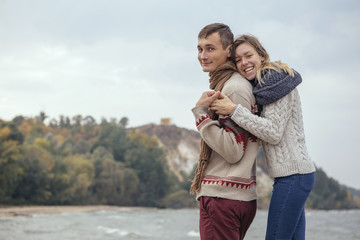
[190,23,259,240]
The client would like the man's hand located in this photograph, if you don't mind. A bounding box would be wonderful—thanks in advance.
[195,91,221,107]
[210,93,236,115]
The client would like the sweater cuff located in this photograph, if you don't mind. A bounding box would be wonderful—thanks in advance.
[192,106,211,131]
[230,104,246,122]
[229,104,239,117]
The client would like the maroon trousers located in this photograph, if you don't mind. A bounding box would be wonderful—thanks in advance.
[199,197,257,240]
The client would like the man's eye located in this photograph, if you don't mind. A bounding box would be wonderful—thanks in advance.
[209,48,215,51]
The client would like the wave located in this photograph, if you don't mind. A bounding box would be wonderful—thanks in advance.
[97,225,140,237]
[187,230,200,237]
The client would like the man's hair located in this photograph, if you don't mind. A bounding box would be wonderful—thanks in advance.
[198,23,234,49]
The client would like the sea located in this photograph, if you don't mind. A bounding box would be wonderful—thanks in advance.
[0,208,359,240]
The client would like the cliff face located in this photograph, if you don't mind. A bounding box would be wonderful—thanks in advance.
[131,124,201,180]
[131,123,274,201]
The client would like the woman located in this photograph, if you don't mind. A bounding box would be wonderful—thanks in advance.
[209,35,316,240]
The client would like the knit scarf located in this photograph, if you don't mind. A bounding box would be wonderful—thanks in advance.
[190,61,237,195]
[252,69,302,108]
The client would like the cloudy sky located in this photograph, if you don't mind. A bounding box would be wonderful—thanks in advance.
[1,0,359,189]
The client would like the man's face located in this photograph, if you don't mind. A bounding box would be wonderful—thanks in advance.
[197,32,231,73]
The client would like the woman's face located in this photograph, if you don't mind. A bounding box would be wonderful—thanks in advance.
[234,42,264,80]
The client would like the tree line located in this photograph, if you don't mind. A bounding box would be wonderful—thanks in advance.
[307,167,360,209]
[0,112,195,208]
[0,112,359,210]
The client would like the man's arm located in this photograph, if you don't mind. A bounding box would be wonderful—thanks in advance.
[192,106,249,164]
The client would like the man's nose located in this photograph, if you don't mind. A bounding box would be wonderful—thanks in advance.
[200,51,208,59]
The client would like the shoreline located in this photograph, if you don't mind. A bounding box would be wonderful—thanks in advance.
[1,206,358,217]
[0,205,148,217]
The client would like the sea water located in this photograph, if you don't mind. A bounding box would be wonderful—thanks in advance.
[0,208,359,240]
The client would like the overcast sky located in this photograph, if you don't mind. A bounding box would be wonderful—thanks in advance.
[1,0,359,189]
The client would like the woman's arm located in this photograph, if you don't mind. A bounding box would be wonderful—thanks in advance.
[211,93,293,144]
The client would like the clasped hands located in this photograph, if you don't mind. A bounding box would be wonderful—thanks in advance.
[195,91,236,115]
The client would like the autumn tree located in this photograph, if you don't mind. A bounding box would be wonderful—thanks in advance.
[90,146,138,205]
[0,122,24,203]
[125,132,170,206]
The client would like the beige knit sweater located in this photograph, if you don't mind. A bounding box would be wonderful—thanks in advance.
[231,88,316,178]
[192,72,259,201]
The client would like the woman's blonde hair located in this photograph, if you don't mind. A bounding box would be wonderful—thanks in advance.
[231,34,294,84]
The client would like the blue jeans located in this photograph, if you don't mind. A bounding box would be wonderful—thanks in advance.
[265,172,315,240]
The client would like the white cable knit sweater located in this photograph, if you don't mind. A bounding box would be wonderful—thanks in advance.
[231,88,316,178]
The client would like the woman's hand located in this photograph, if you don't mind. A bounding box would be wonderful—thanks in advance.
[195,91,220,107]
[210,93,236,115]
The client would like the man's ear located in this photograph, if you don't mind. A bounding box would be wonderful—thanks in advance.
[226,44,232,58]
